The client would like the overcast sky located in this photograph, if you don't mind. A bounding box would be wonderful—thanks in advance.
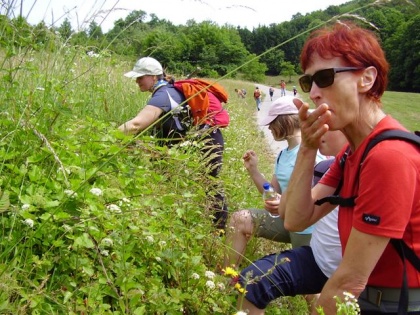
[15,0,351,32]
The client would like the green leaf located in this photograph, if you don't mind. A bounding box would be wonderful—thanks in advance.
[0,189,10,213]
[73,233,94,249]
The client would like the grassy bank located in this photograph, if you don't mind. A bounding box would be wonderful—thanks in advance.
[0,47,418,314]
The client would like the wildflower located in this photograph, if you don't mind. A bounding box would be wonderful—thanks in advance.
[234,283,247,294]
[101,238,113,247]
[23,218,34,228]
[36,87,45,91]
[146,235,154,243]
[100,250,109,256]
[155,257,161,262]
[217,282,225,290]
[206,280,215,289]
[21,204,30,211]
[205,270,215,279]
[192,273,200,280]
[106,204,121,213]
[90,188,103,196]
[343,291,356,300]
[179,140,192,147]
[64,189,77,198]
[223,266,239,278]
[159,240,167,247]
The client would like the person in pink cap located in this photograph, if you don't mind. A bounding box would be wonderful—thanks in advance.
[223,95,325,268]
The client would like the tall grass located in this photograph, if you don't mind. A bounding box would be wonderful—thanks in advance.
[1,3,419,314]
[0,43,312,313]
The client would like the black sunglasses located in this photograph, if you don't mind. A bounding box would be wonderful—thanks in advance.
[299,67,363,93]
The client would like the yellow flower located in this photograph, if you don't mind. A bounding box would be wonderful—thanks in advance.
[238,287,248,294]
[223,266,239,278]
[234,283,248,294]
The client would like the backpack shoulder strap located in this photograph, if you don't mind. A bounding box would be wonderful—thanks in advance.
[361,130,420,163]
[390,238,420,315]
[315,130,419,207]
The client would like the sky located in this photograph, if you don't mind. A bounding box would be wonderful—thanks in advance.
[14,0,351,32]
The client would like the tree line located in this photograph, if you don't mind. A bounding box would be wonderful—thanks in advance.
[1,0,419,92]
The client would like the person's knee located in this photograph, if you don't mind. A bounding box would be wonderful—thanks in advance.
[229,210,253,234]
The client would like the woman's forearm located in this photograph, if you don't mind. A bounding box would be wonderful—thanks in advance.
[283,146,318,231]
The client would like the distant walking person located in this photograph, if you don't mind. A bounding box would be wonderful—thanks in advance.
[293,85,297,97]
[280,80,286,97]
[253,87,261,111]
[269,86,274,101]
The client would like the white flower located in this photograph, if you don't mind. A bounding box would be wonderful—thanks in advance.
[159,240,167,247]
[23,218,34,228]
[101,238,113,247]
[191,273,200,280]
[21,204,30,211]
[235,311,248,315]
[217,282,225,290]
[90,188,103,196]
[106,204,121,213]
[205,280,215,289]
[179,141,192,147]
[146,235,154,243]
[155,257,161,262]
[100,250,109,256]
[36,87,45,91]
[64,189,77,198]
[205,270,215,279]
[343,291,355,299]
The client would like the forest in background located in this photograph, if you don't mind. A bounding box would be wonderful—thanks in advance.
[1,0,420,91]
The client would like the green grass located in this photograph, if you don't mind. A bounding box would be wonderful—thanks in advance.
[0,46,418,314]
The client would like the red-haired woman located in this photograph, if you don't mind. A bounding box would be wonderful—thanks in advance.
[283,22,420,314]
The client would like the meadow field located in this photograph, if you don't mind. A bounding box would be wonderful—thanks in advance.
[0,47,419,314]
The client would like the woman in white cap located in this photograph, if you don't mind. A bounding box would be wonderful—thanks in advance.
[119,57,189,143]
[119,57,228,229]
[224,95,325,268]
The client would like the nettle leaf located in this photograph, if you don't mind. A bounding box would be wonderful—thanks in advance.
[73,233,94,249]
[45,200,60,208]
[0,189,10,213]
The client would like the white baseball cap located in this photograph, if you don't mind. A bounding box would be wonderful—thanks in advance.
[259,96,299,126]
[124,57,163,78]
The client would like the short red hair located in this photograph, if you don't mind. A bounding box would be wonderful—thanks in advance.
[300,22,389,102]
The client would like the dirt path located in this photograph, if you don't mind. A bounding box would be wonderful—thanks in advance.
[254,84,296,156]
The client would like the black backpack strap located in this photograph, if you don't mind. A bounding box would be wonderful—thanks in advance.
[314,146,351,206]
[390,239,420,315]
[360,130,420,163]
[315,131,419,207]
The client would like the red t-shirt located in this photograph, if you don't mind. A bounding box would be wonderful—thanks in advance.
[320,116,420,287]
